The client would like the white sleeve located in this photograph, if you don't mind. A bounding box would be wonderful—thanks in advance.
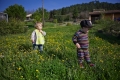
[31,31,35,41]
[42,31,46,36]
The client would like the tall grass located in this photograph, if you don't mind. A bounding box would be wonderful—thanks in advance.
[0,22,120,80]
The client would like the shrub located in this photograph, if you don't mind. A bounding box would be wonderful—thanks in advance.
[95,18,113,27]
[103,22,120,36]
[0,18,28,36]
[53,19,57,23]
[66,22,72,26]
[96,19,120,37]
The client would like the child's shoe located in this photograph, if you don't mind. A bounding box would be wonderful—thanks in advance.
[89,63,95,67]
[87,62,95,67]
[80,63,84,68]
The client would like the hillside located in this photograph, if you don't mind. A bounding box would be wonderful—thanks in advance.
[49,1,120,21]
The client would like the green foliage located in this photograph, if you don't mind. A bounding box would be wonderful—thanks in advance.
[54,15,72,23]
[103,22,120,37]
[0,18,27,36]
[73,8,79,19]
[66,22,72,26]
[32,8,42,22]
[54,15,64,23]
[95,18,113,26]
[96,19,120,37]
[61,7,66,15]
[64,15,72,21]
[34,15,42,22]
[50,2,120,20]
[32,8,49,22]
[44,22,55,27]
[4,4,26,21]
[53,19,57,23]
[40,59,67,79]
[0,23,120,80]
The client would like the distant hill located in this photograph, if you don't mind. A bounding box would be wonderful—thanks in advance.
[49,1,120,20]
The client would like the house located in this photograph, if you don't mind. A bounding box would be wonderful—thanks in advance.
[89,10,120,23]
[26,14,32,20]
[0,12,8,22]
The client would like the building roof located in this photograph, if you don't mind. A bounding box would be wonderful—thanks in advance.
[26,14,32,17]
[89,10,120,15]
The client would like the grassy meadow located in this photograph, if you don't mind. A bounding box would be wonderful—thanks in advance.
[0,22,120,80]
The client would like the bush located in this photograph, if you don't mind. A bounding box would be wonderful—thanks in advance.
[103,22,120,36]
[96,19,120,37]
[0,18,28,36]
[53,19,57,23]
[66,22,72,26]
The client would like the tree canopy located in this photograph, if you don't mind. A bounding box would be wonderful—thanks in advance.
[4,4,26,21]
[32,8,49,22]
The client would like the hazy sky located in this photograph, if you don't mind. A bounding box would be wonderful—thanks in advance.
[0,0,120,11]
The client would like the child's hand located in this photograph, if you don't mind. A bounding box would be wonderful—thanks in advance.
[40,30,43,33]
[40,30,46,36]
[76,43,81,48]
[32,40,34,43]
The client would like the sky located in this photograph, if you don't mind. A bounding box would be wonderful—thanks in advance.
[0,0,120,12]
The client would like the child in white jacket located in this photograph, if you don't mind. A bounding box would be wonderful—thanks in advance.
[31,22,46,53]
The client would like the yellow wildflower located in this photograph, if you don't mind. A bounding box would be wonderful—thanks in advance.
[18,67,21,71]
[36,69,39,72]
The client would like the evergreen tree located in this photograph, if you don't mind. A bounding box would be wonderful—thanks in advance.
[73,8,79,19]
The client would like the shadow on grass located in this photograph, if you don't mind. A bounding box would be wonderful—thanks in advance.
[95,31,120,45]
[26,24,34,28]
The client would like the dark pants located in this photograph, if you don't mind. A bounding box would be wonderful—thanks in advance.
[33,44,43,53]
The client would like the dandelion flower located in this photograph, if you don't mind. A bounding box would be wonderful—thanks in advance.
[36,69,39,72]
[18,67,21,71]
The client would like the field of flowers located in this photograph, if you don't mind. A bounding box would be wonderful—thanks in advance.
[0,22,120,80]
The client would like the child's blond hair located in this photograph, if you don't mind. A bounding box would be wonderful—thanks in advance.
[34,22,42,28]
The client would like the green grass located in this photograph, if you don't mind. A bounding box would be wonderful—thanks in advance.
[0,22,120,80]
